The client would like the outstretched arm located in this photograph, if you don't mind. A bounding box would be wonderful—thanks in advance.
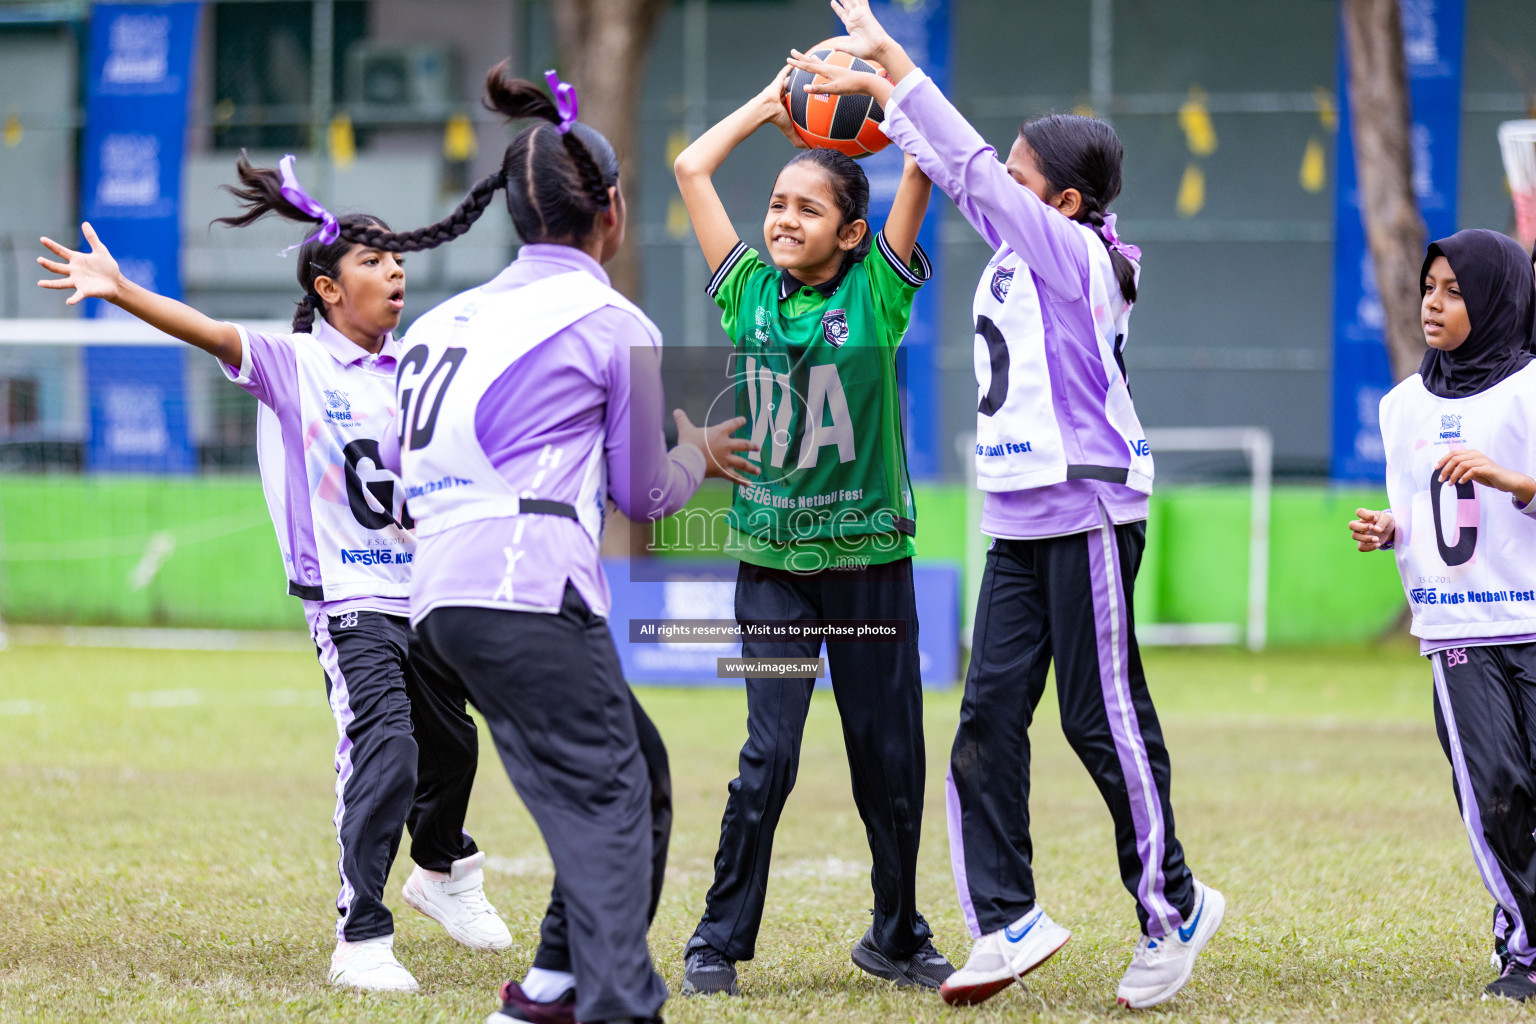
[37,223,242,366]
[673,67,806,273]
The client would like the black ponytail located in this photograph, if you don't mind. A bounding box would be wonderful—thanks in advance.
[781,148,872,269]
[1019,113,1138,304]
[213,153,399,332]
[481,59,620,245]
[213,62,620,324]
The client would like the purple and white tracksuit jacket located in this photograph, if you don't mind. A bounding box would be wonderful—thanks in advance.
[884,69,1198,940]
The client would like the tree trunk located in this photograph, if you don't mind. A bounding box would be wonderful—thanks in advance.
[550,0,671,303]
[1343,0,1428,383]
[550,0,671,559]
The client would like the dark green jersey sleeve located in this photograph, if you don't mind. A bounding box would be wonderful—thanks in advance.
[706,241,774,345]
[867,231,933,348]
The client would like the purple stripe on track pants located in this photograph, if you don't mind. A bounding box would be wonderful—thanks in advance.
[1432,653,1535,962]
[1087,511,1179,938]
[310,608,359,941]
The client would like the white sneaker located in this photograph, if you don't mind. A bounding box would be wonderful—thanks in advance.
[328,933,419,992]
[939,906,1071,1006]
[401,851,513,951]
[1116,880,1225,1009]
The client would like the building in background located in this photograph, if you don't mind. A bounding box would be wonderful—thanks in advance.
[1,0,1535,478]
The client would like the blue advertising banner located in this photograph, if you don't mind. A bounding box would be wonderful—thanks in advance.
[845,0,949,479]
[606,561,960,687]
[80,2,200,472]
[1330,0,1463,481]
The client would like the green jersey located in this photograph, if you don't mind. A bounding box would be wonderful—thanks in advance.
[708,233,931,572]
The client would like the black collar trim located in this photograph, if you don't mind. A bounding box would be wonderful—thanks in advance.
[779,261,850,301]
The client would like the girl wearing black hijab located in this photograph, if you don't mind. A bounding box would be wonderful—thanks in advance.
[1350,228,1536,1002]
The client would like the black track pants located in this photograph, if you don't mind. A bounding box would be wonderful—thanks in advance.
[694,556,933,962]
[948,514,1196,940]
[311,608,479,942]
[417,588,668,1024]
[531,695,672,974]
[1431,643,1536,965]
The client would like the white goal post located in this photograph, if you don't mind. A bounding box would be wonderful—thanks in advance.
[959,426,1273,654]
[1137,427,1272,652]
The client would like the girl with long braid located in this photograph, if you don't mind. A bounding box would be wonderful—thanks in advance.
[368,64,753,1024]
[36,163,513,991]
[789,0,1224,1009]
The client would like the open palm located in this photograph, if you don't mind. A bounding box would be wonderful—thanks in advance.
[829,0,891,59]
[37,222,122,306]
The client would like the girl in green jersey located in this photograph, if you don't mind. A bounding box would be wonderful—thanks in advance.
[672,67,954,995]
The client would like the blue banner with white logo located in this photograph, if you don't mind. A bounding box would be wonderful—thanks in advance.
[80,2,200,472]
[845,0,948,479]
[1330,0,1463,481]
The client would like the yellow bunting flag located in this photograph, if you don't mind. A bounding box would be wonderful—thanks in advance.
[3,113,20,148]
[1176,162,1205,217]
[1313,86,1338,133]
[667,196,691,240]
[1300,136,1326,193]
[1178,86,1217,157]
[666,128,689,167]
[444,112,477,163]
[328,112,356,169]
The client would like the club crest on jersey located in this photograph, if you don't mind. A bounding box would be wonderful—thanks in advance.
[1440,414,1462,439]
[990,266,1014,302]
[323,389,352,423]
[821,309,849,348]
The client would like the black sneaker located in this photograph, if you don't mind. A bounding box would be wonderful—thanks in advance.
[850,927,956,990]
[681,936,738,997]
[1484,961,1536,1002]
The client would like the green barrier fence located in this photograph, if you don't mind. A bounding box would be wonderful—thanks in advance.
[0,475,1406,644]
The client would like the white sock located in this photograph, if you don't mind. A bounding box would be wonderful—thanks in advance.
[521,966,575,1002]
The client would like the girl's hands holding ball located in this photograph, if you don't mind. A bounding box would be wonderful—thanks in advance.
[788,0,918,103]
[826,0,894,60]
[758,66,809,149]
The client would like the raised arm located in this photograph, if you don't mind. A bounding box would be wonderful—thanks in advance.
[673,67,807,273]
[880,153,932,266]
[793,0,1090,299]
[37,222,242,365]
[785,44,1008,254]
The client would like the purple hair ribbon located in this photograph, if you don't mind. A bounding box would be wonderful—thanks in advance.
[544,70,579,134]
[1101,212,1141,263]
[278,154,340,253]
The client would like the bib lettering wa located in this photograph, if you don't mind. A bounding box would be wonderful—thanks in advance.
[727,264,913,545]
[1380,365,1536,641]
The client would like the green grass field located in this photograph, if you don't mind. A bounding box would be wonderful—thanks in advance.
[0,641,1527,1023]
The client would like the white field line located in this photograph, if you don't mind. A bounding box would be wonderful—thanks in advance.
[4,625,310,652]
